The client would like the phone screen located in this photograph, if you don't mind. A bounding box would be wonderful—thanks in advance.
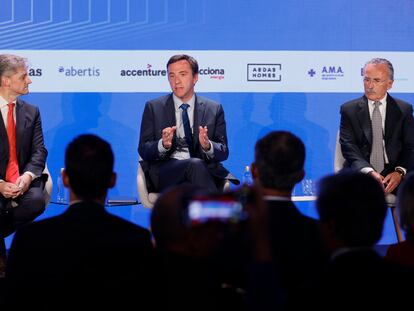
[187,197,245,224]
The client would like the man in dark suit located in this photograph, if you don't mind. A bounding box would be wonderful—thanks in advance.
[0,54,47,260]
[340,58,414,194]
[138,54,238,193]
[4,134,154,308]
[316,171,414,309]
[251,131,328,310]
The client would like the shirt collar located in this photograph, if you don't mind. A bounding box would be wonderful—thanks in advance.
[368,94,387,107]
[263,195,292,202]
[330,246,373,261]
[173,94,195,110]
[0,96,16,108]
[68,199,105,207]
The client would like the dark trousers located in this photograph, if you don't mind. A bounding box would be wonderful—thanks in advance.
[0,178,45,259]
[157,158,218,193]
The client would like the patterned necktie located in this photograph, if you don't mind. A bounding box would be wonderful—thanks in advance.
[180,103,194,157]
[370,101,384,173]
[5,103,19,183]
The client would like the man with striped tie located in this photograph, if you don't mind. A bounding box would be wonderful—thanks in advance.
[339,58,414,194]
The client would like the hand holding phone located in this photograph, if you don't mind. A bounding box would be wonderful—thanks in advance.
[187,194,247,225]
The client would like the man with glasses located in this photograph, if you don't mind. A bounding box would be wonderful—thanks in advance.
[339,58,414,193]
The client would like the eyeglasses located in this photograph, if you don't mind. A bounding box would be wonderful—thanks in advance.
[363,77,388,84]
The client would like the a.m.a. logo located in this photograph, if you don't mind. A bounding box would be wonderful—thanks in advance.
[29,68,42,76]
[322,66,343,74]
[321,66,344,80]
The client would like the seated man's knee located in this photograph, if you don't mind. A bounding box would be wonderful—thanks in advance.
[22,190,46,218]
[31,195,46,216]
[183,158,217,192]
[187,157,206,169]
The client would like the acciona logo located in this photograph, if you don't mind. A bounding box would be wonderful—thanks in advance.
[198,67,225,80]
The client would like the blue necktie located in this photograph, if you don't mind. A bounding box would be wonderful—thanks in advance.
[180,103,194,156]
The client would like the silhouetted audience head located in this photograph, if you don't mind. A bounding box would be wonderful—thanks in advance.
[317,172,387,248]
[151,184,225,256]
[151,184,194,251]
[63,134,115,200]
[252,130,305,191]
[151,184,246,310]
[397,172,414,241]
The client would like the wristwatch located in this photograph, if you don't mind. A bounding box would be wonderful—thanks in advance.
[395,167,406,178]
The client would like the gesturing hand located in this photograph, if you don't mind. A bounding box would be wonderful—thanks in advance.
[162,126,176,149]
[199,126,211,151]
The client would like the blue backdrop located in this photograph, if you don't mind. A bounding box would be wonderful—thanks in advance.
[2,0,414,245]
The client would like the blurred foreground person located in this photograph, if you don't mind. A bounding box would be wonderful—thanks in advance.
[316,172,414,309]
[151,184,237,311]
[4,134,154,309]
[251,131,328,309]
[386,172,414,266]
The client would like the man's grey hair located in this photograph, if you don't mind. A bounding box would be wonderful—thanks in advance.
[0,54,29,85]
[364,58,394,81]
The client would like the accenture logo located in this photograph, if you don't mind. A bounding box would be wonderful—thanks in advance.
[247,64,281,82]
[198,67,225,80]
[120,64,167,77]
[58,66,100,77]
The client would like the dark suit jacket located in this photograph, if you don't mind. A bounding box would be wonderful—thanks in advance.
[385,240,414,268]
[138,94,237,190]
[318,248,414,309]
[340,94,414,175]
[4,201,155,308]
[0,98,47,179]
[265,199,328,308]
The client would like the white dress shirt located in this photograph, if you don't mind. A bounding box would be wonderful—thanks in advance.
[361,95,406,175]
[158,94,213,159]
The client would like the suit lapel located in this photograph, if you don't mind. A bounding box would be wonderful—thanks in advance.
[193,95,206,149]
[384,94,401,143]
[15,99,25,159]
[163,95,177,154]
[0,109,8,175]
[165,95,176,127]
[356,96,372,145]
[0,109,7,147]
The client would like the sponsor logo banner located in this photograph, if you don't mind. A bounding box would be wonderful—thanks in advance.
[247,64,281,82]
[1,50,412,92]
